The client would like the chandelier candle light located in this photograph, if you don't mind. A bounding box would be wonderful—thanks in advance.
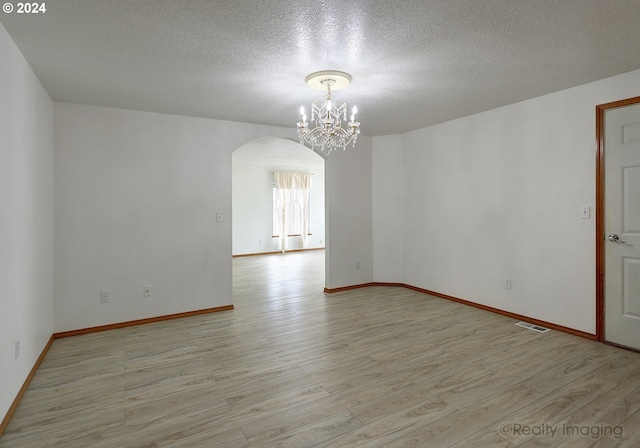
[297,70,360,154]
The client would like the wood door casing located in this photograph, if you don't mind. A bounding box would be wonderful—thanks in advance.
[596,95,640,349]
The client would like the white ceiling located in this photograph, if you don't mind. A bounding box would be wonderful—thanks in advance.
[2,0,640,136]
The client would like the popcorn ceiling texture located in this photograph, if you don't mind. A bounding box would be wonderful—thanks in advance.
[2,0,640,135]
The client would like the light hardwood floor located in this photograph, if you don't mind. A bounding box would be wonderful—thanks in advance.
[2,250,640,447]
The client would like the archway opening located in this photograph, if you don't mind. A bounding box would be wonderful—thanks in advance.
[231,137,326,301]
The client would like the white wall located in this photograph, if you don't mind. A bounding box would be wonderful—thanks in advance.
[53,103,373,331]
[325,136,374,289]
[372,135,404,282]
[0,24,53,421]
[373,69,640,334]
[232,163,325,255]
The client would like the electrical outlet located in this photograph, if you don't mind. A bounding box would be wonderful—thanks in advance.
[143,285,151,297]
[100,291,110,303]
[15,340,20,360]
[504,278,512,290]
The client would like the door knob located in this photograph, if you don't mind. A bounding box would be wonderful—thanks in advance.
[608,234,627,243]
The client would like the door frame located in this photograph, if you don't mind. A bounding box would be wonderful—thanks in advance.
[595,95,640,343]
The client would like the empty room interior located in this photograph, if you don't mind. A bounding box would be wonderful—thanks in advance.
[2,1,640,446]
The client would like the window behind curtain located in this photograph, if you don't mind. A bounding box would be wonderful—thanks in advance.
[272,187,309,236]
[273,171,313,251]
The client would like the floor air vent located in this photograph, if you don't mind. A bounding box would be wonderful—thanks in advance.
[515,321,550,333]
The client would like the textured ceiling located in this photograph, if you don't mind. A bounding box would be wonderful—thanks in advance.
[2,0,640,136]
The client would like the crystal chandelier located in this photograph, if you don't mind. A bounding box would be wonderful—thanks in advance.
[296,70,360,154]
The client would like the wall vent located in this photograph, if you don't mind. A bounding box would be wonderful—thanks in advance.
[515,321,550,333]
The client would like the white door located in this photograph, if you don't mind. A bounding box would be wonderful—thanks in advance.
[605,103,640,350]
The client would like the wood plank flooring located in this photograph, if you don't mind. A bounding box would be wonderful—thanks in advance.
[2,250,640,447]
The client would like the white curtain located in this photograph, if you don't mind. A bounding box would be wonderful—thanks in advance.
[273,171,312,252]
[273,171,292,253]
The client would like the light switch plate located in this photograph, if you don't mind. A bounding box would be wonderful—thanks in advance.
[580,206,590,219]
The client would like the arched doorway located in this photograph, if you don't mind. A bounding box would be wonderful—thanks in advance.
[231,137,326,295]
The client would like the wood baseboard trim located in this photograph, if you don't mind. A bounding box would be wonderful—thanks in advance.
[324,283,375,293]
[53,305,235,339]
[233,248,325,258]
[329,281,595,341]
[0,335,54,437]
[1,305,234,437]
[397,284,596,340]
